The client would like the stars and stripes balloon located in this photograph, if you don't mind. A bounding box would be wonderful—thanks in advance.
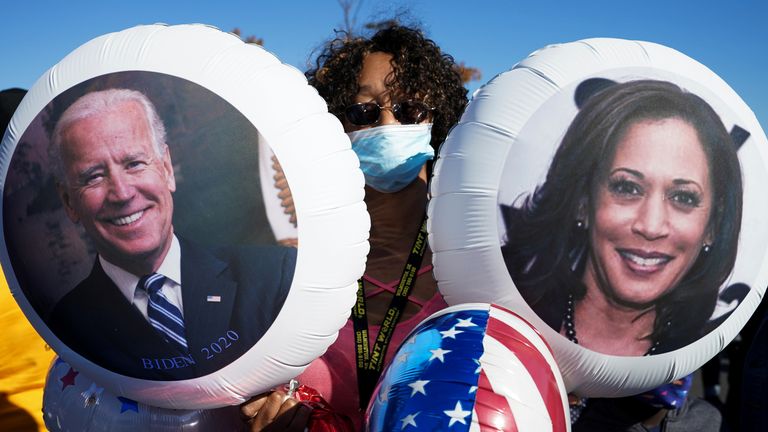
[366,303,570,431]
[42,357,246,431]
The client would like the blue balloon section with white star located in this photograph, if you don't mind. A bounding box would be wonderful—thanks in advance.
[367,308,490,431]
[42,357,246,431]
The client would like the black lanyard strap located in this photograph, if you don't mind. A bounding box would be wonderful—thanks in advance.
[352,213,429,409]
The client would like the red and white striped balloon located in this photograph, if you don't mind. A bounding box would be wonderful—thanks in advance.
[366,303,569,432]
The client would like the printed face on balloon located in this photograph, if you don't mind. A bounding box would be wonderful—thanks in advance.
[3,71,297,380]
[585,117,714,309]
[498,77,745,357]
[56,98,177,276]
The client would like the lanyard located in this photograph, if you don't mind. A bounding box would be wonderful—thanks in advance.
[351,213,429,410]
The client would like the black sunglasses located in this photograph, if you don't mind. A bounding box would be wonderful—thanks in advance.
[344,100,434,126]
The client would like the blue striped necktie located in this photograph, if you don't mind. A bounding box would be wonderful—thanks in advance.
[138,273,188,352]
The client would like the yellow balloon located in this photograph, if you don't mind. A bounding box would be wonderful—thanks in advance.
[0,267,53,431]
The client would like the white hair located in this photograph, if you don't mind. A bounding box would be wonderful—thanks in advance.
[49,88,167,181]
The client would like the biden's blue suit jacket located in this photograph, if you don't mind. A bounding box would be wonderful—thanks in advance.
[49,238,296,380]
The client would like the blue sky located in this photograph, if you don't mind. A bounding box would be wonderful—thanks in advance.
[2,1,766,127]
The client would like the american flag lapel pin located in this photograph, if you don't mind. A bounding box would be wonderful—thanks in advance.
[206,295,221,303]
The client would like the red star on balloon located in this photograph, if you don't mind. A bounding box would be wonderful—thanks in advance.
[60,367,79,390]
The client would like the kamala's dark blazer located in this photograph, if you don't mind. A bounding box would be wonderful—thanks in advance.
[48,238,296,380]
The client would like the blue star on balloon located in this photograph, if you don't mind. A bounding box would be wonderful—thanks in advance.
[117,397,139,414]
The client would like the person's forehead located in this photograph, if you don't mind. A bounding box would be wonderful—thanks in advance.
[94,99,146,123]
[611,118,709,182]
[67,100,148,136]
[358,53,395,89]
[61,102,155,160]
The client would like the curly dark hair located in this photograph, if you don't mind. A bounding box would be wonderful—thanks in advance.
[502,79,743,354]
[306,24,467,150]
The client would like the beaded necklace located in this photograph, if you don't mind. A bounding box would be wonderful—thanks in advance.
[563,293,666,356]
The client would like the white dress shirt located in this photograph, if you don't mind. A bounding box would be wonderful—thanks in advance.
[100,234,184,319]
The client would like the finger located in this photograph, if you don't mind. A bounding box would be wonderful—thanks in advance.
[289,214,297,226]
[250,391,288,430]
[277,238,298,248]
[240,392,271,419]
[271,156,283,170]
[275,183,292,198]
[274,178,289,190]
[277,188,292,200]
[280,196,294,208]
[276,397,300,417]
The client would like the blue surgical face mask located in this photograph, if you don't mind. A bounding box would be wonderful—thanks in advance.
[347,124,434,193]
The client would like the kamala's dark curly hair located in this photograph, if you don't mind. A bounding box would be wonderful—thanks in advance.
[306,24,467,150]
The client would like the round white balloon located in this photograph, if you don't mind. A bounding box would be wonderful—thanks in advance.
[1,24,368,408]
[429,38,768,396]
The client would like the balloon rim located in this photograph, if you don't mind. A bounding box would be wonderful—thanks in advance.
[429,37,768,397]
[0,23,367,408]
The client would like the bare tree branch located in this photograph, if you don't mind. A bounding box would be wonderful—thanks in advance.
[339,0,364,35]
[231,28,263,46]
[454,62,482,84]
